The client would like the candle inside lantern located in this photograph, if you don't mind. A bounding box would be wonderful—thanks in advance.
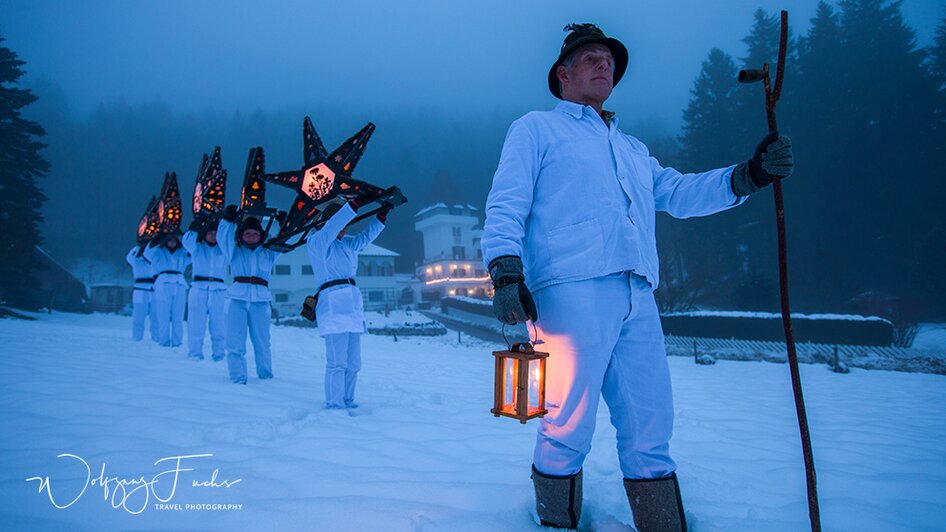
[504,358,518,414]
[528,359,543,415]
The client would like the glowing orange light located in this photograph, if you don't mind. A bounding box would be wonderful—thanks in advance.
[492,343,548,424]
[302,163,336,201]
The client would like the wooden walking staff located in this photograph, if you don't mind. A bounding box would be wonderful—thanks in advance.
[738,10,822,532]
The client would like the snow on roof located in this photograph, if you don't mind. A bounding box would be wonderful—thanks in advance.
[415,203,447,217]
[360,243,400,257]
[35,246,87,286]
[663,310,891,323]
[415,203,479,218]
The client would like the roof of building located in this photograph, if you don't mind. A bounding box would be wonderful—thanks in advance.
[361,243,400,257]
[415,203,447,217]
[415,203,479,218]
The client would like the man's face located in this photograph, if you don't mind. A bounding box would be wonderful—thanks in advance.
[166,237,180,250]
[242,229,261,245]
[557,43,615,106]
[204,229,217,245]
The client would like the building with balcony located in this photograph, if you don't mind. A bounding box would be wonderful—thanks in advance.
[414,203,491,302]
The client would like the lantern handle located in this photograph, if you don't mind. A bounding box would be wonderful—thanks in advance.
[530,321,541,348]
[500,321,541,351]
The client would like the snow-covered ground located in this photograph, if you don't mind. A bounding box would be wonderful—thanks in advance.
[1,311,945,531]
[914,323,946,350]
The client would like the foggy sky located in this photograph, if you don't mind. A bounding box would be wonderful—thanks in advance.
[4,0,942,132]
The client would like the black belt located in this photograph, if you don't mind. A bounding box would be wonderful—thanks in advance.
[317,278,356,295]
[194,275,225,283]
[234,276,269,287]
[301,278,356,322]
[133,287,154,292]
[134,277,155,284]
[159,270,182,276]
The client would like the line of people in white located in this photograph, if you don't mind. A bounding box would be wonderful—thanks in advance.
[126,200,388,408]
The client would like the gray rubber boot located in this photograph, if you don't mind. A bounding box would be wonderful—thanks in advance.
[623,473,687,531]
[532,464,582,529]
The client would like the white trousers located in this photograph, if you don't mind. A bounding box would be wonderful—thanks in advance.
[131,289,153,341]
[531,272,676,479]
[154,283,186,347]
[187,286,227,360]
[225,299,273,384]
[323,332,362,408]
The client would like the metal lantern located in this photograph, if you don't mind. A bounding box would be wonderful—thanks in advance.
[491,342,548,423]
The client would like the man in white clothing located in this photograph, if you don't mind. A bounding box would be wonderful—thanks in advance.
[481,24,793,530]
[182,219,228,361]
[125,242,159,342]
[306,200,387,409]
[144,230,191,347]
[217,208,282,384]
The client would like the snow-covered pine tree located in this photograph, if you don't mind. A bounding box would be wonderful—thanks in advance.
[0,35,50,310]
[833,0,942,316]
[931,9,946,129]
[680,48,741,171]
[661,48,743,309]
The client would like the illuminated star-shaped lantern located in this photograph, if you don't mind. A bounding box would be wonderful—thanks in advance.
[157,171,182,233]
[192,146,227,226]
[137,195,160,243]
[262,117,377,240]
[240,146,267,213]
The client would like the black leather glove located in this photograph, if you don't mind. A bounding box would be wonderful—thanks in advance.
[275,210,288,226]
[223,204,239,222]
[731,131,793,196]
[351,188,385,210]
[489,256,537,325]
[377,207,391,224]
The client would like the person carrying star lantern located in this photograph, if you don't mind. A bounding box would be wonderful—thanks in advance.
[182,218,228,361]
[217,206,283,384]
[305,192,389,410]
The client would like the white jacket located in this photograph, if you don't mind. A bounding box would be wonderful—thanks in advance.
[144,242,190,287]
[482,101,746,292]
[217,219,281,302]
[182,230,228,291]
[306,203,385,336]
[126,246,155,290]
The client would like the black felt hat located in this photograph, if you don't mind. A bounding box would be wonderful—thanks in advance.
[160,228,183,248]
[239,216,263,232]
[238,216,264,237]
[548,23,629,99]
[203,218,220,233]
